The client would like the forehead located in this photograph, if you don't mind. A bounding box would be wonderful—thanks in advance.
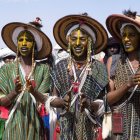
[108,45,119,49]
[18,30,34,38]
[70,28,88,36]
[122,25,139,33]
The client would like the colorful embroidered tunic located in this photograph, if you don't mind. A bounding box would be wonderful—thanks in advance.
[110,55,140,139]
[0,62,50,140]
[51,58,108,140]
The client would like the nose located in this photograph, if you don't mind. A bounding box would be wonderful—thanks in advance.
[110,47,114,51]
[76,30,81,46]
[76,39,80,46]
[124,36,129,42]
[22,38,27,46]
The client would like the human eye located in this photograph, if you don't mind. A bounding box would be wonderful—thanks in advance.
[18,38,23,42]
[121,33,126,38]
[81,37,87,41]
[27,39,32,42]
[129,33,136,37]
[70,37,77,41]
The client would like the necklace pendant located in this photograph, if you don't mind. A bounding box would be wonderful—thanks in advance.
[72,82,80,94]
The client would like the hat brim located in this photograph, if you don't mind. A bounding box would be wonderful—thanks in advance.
[106,14,140,42]
[1,22,52,60]
[53,15,108,54]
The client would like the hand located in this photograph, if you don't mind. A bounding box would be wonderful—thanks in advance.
[80,93,90,112]
[15,75,22,95]
[25,77,34,94]
[63,90,71,111]
[130,71,140,87]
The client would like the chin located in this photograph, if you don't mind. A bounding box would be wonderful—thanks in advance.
[125,49,135,53]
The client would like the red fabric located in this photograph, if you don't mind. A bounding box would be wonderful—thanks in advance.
[53,126,60,140]
[53,129,57,140]
[0,106,9,119]
[96,127,102,140]
[31,80,36,88]
[39,104,47,117]
[56,126,60,133]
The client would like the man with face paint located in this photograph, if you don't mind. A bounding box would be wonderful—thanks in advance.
[106,10,140,139]
[0,19,52,140]
[41,14,109,140]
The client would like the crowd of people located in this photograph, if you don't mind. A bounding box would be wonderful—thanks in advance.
[0,9,140,140]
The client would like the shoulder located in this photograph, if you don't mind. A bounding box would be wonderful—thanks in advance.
[92,59,107,71]
[35,62,50,71]
[91,59,109,89]
[53,58,68,71]
[55,58,68,66]
[107,54,121,77]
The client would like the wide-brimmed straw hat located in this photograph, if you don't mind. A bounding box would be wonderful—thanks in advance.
[1,22,52,60]
[106,13,140,42]
[53,14,108,54]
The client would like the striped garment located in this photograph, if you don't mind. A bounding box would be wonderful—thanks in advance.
[110,57,140,140]
[51,58,109,140]
[0,62,51,140]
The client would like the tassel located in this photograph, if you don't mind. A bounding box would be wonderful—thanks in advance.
[102,112,112,139]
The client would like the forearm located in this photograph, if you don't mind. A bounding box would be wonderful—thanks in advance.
[90,101,102,113]
[0,91,17,106]
[107,83,132,105]
[50,98,64,108]
[32,90,48,104]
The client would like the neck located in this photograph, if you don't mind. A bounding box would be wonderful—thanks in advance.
[127,50,139,61]
[72,57,87,64]
[72,53,87,62]
[19,55,32,66]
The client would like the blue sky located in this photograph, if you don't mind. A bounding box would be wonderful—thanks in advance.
[0,0,140,49]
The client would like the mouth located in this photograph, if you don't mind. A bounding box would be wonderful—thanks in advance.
[74,46,83,53]
[124,42,132,49]
[20,47,28,52]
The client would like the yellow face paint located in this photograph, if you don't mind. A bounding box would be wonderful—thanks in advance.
[69,29,88,59]
[22,33,27,45]
[121,26,140,53]
[17,31,34,56]
[76,29,80,45]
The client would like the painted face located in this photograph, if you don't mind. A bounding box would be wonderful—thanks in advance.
[69,29,88,58]
[17,31,34,56]
[121,25,140,52]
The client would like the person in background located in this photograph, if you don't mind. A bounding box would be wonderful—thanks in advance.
[103,37,120,64]
[0,47,16,67]
[52,44,69,65]
[106,10,140,139]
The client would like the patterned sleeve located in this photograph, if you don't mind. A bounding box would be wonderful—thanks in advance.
[35,63,51,94]
[0,63,15,96]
